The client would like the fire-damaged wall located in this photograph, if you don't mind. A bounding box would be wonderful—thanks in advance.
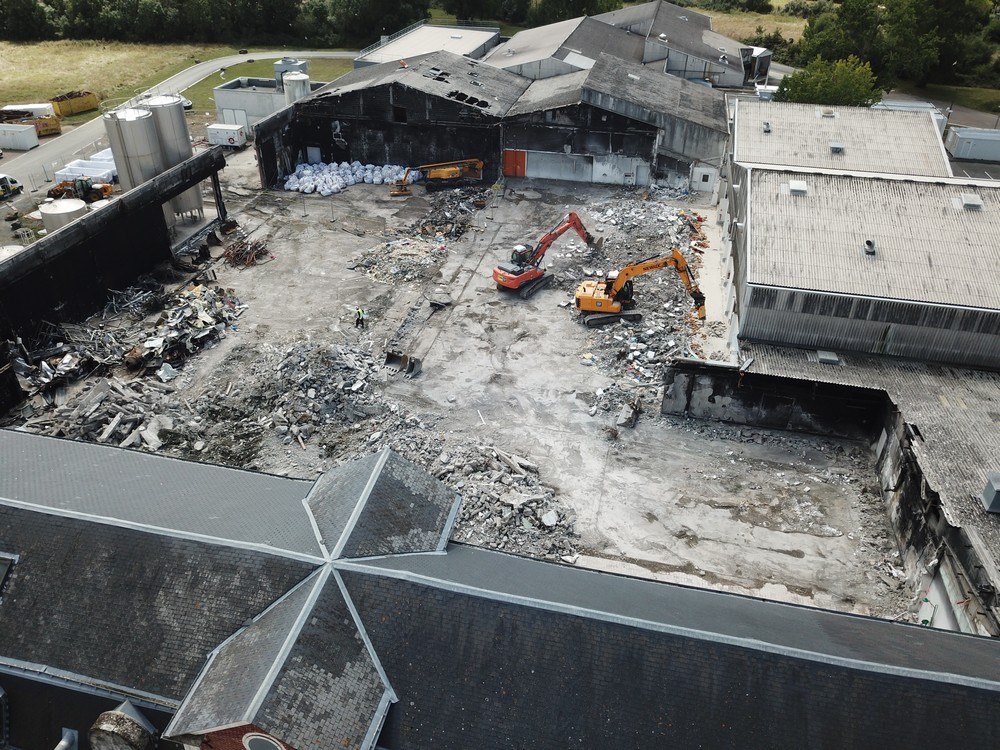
[271,83,504,179]
[0,148,226,343]
[504,104,657,161]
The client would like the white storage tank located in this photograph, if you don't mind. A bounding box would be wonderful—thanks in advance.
[144,94,203,216]
[274,57,308,89]
[39,199,88,232]
[89,198,112,211]
[284,72,311,106]
[103,108,165,192]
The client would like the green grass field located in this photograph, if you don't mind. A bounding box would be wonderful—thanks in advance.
[896,82,1000,115]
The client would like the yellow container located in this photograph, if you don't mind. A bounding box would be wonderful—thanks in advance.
[50,91,99,117]
[32,115,62,136]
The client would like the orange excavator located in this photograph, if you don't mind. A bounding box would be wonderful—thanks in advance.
[493,211,603,299]
[574,247,706,327]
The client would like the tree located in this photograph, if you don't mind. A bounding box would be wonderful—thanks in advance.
[775,55,881,107]
[442,0,496,21]
[0,0,57,40]
[528,0,620,26]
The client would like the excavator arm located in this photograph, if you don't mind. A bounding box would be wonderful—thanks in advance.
[527,211,596,267]
[601,247,706,319]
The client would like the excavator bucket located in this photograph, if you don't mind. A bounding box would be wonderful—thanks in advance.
[389,183,411,197]
[592,236,604,252]
[384,350,423,378]
[384,350,405,371]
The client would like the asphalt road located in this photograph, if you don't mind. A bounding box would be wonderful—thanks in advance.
[0,49,357,191]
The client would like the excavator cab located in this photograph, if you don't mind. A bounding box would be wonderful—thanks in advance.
[510,244,532,265]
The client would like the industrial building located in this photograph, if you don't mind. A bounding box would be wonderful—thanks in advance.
[354,22,500,68]
[2,430,998,749]
[213,57,327,129]
[254,50,728,190]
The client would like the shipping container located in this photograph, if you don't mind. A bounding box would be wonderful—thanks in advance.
[2,102,56,118]
[0,124,40,150]
[207,123,247,148]
[945,126,1000,163]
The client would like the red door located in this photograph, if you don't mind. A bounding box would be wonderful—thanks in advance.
[502,149,526,177]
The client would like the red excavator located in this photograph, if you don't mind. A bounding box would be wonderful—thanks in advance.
[493,211,603,299]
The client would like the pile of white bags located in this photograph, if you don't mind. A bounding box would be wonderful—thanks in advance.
[283,161,420,196]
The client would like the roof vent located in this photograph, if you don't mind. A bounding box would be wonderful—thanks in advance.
[719,55,728,63]
[789,180,808,195]
[659,33,667,40]
[763,121,771,133]
[983,473,1000,513]
[450,34,463,39]
[961,193,984,210]
[816,350,842,365]
[821,107,836,118]
[829,142,844,154]
[627,73,641,81]
[864,239,876,256]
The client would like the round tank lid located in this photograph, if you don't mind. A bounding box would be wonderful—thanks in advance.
[40,199,87,214]
[89,199,111,209]
[285,72,309,81]
[144,94,182,107]
[107,107,151,121]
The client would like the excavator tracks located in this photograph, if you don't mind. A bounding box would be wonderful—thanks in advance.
[582,311,643,328]
[517,274,554,299]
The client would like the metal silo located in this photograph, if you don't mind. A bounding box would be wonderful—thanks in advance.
[284,72,311,106]
[103,108,165,192]
[274,57,308,89]
[145,94,203,216]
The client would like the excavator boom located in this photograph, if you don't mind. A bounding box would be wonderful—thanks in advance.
[493,211,602,299]
[390,158,485,196]
[575,246,706,325]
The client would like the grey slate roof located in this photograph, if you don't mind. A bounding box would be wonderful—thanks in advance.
[336,450,460,559]
[340,545,1000,749]
[583,53,728,133]
[0,429,320,558]
[169,569,391,750]
[0,503,317,702]
[743,343,1000,583]
[166,570,325,734]
[313,51,531,117]
[557,17,646,66]
[309,447,460,560]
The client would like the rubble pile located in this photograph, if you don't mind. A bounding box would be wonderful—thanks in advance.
[9,284,245,399]
[122,285,246,371]
[411,187,492,239]
[351,237,448,283]
[223,236,271,268]
[551,191,710,383]
[283,162,412,195]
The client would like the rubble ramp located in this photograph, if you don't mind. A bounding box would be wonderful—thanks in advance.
[384,350,422,378]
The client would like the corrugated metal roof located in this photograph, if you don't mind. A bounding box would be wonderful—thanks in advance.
[744,343,1000,569]
[482,17,583,68]
[313,51,530,117]
[507,70,588,116]
[748,170,1000,308]
[583,53,728,133]
[0,429,321,557]
[735,100,952,177]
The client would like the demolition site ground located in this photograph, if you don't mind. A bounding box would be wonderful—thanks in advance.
[7,150,913,620]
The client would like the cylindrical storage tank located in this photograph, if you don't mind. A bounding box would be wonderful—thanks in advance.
[274,57,308,89]
[40,199,88,232]
[284,72,311,106]
[145,94,203,216]
[103,108,165,192]
[89,198,112,211]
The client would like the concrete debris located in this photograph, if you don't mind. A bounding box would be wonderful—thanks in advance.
[351,237,448,283]
[564,191,709,383]
[411,187,492,240]
[283,161,410,195]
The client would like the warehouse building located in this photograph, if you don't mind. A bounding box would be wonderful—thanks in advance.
[254,51,728,190]
[354,21,500,68]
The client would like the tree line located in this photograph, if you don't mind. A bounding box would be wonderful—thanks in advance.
[747,0,999,90]
[0,0,624,45]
